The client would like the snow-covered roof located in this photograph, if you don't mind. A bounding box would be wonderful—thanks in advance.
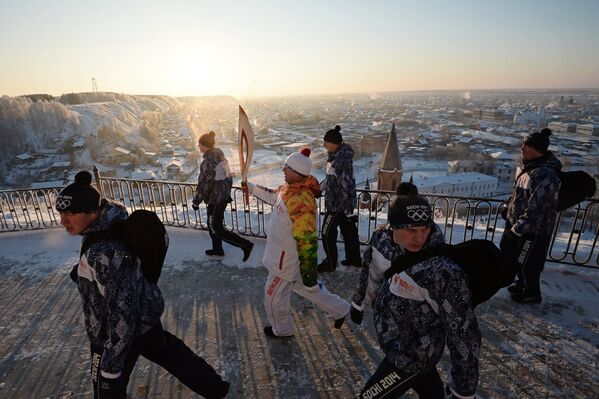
[30,180,64,189]
[131,170,156,180]
[50,161,71,168]
[281,142,311,149]
[114,147,131,155]
[168,160,184,167]
[415,172,497,188]
[15,153,34,160]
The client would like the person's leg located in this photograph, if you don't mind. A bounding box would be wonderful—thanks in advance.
[211,201,253,251]
[360,357,422,399]
[90,343,141,399]
[339,213,362,266]
[321,211,341,269]
[410,367,444,399]
[519,235,551,298]
[206,203,224,254]
[293,280,350,320]
[500,228,525,291]
[264,274,295,336]
[139,324,229,399]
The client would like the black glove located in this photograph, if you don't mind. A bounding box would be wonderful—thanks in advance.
[191,202,199,211]
[350,303,363,325]
[98,373,127,398]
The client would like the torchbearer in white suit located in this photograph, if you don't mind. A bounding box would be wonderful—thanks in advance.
[242,148,350,338]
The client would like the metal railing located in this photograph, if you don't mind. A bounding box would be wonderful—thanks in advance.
[1,174,598,269]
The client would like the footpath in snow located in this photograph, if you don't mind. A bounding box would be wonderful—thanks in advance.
[0,227,598,398]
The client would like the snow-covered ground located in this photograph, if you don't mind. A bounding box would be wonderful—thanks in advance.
[1,227,598,398]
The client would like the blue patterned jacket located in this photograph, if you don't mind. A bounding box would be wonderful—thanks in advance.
[193,147,233,206]
[321,143,357,214]
[372,225,481,398]
[507,152,561,237]
[75,200,164,376]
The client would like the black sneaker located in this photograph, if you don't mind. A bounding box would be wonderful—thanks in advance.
[341,259,362,267]
[334,313,348,329]
[242,242,254,262]
[318,260,336,273]
[507,282,523,294]
[263,326,293,338]
[206,249,225,256]
[511,292,542,304]
[216,381,230,399]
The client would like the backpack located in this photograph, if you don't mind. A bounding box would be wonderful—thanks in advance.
[515,167,596,211]
[557,171,596,211]
[383,239,516,308]
[80,210,169,283]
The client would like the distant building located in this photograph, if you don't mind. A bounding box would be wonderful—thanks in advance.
[47,161,71,173]
[166,160,184,179]
[72,138,86,148]
[14,152,36,165]
[448,152,515,189]
[548,121,577,134]
[576,123,599,136]
[30,180,65,189]
[377,123,403,192]
[161,144,175,156]
[481,109,504,121]
[107,147,131,163]
[416,172,498,198]
[513,106,546,128]
[131,170,156,180]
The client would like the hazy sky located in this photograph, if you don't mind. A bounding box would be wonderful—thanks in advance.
[1,0,598,97]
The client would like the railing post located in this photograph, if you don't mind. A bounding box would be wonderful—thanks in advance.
[93,165,104,197]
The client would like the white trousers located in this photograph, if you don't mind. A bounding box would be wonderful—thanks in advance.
[264,273,351,336]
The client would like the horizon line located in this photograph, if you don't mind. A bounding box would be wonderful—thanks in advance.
[5,87,599,100]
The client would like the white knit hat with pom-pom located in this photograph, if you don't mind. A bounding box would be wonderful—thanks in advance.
[285,147,312,176]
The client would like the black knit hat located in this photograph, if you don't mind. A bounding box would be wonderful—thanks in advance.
[199,131,216,148]
[388,184,433,229]
[523,128,552,153]
[323,125,343,145]
[55,171,101,213]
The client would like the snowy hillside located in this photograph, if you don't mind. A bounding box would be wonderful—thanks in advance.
[0,94,184,187]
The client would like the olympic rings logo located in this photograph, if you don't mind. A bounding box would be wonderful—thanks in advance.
[407,208,430,221]
[55,198,71,210]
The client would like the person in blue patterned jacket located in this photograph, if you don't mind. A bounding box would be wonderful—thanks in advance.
[356,183,481,399]
[318,125,362,272]
[192,131,254,261]
[502,128,561,304]
[57,171,229,399]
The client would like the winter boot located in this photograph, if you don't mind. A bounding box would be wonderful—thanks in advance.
[507,281,523,294]
[206,249,225,256]
[263,326,293,339]
[318,259,336,273]
[341,259,361,268]
[334,312,348,329]
[242,242,254,262]
[511,292,542,304]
